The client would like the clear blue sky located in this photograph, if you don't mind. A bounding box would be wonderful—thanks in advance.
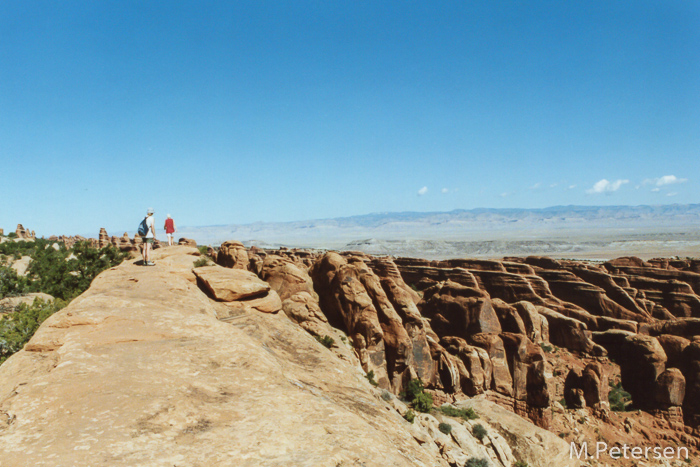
[1,1,698,237]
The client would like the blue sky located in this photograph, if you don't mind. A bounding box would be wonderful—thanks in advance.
[1,1,698,236]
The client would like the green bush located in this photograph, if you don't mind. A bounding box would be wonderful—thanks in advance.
[402,378,425,401]
[412,391,433,413]
[315,335,335,348]
[197,245,209,256]
[514,461,529,467]
[608,381,632,412]
[0,266,29,299]
[472,423,488,441]
[438,422,452,435]
[380,390,393,401]
[365,370,378,387]
[440,405,479,421]
[0,298,67,364]
[465,458,489,467]
[402,378,433,413]
[193,257,210,268]
[25,241,129,301]
[540,343,554,353]
[0,240,129,366]
[403,409,415,423]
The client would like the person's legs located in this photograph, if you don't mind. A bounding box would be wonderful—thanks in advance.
[144,240,151,263]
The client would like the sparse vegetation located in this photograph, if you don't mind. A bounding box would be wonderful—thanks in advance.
[403,409,415,423]
[315,335,335,348]
[193,257,210,268]
[472,423,487,441]
[365,370,378,387]
[380,390,392,401]
[0,239,129,365]
[439,405,479,421]
[0,266,29,299]
[465,458,489,467]
[558,397,567,409]
[0,298,67,364]
[514,461,529,467]
[25,240,129,301]
[402,378,433,413]
[438,422,452,435]
[540,343,554,353]
[608,380,632,412]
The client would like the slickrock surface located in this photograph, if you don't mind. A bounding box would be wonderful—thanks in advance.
[0,247,453,466]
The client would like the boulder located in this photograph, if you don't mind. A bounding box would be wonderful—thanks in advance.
[0,293,54,312]
[655,368,686,408]
[193,266,270,302]
[216,240,249,269]
[281,291,330,336]
[177,238,198,247]
[261,254,316,301]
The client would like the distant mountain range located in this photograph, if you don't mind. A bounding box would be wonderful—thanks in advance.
[177,204,700,259]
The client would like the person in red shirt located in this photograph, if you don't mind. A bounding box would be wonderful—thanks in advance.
[164,214,177,246]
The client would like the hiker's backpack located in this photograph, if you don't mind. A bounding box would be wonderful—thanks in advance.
[137,218,149,236]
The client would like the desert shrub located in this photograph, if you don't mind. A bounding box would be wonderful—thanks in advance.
[472,423,488,441]
[0,266,29,299]
[403,409,415,423]
[0,240,129,366]
[380,390,393,401]
[0,298,67,364]
[412,391,433,413]
[514,461,529,467]
[0,239,40,258]
[402,378,433,413]
[440,405,479,421]
[365,370,378,387]
[315,335,334,348]
[540,343,554,353]
[609,381,632,411]
[25,241,129,301]
[438,422,452,435]
[197,245,209,255]
[465,458,489,467]
[402,378,425,401]
[193,257,210,268]
[6,233,17,239]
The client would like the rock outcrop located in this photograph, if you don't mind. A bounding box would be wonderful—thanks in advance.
[0,247,582,467]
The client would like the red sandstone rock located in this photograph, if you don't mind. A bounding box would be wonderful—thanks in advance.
[177,238,198,247]
[535,305,593,353]
[261,254,315,301]
[468,333,513,397]
[216,240,249,269]
[655,368,686,408]
[193,266,270,301]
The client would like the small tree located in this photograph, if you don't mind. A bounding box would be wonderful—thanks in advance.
[472,423,488,441]
[465,458,489,467]
[438,422,452,435]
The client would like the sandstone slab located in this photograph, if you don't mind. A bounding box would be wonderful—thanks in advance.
[194,265,270,301]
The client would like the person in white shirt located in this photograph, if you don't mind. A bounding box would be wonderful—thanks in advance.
[142,208,156,266]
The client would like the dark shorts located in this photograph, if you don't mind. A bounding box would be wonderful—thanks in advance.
[144,237,154,244]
